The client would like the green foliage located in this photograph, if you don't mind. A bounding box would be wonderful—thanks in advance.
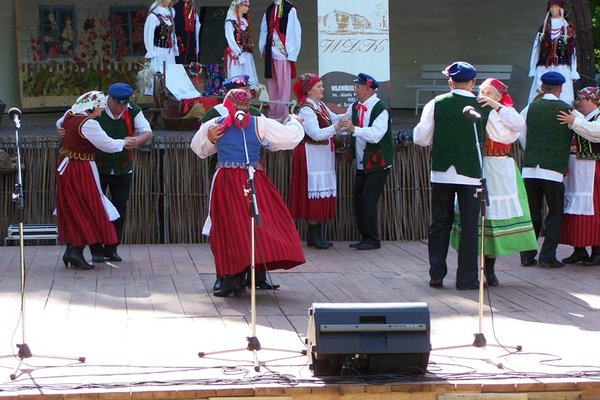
[592,0,600,72]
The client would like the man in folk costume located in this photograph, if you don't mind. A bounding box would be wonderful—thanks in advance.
[519,72,574,268]
[342,73,393,252]
[190,89,305,298]
[258,0,301,120]
[557,86,600,266]
[173,0,201,65]
[199,75,280,294]
[89,83,153,263]
[413,62,489,290]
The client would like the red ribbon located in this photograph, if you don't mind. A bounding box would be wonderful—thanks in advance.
[355,103,367,127]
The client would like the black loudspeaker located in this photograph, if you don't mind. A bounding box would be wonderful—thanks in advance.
[307,302,431,376]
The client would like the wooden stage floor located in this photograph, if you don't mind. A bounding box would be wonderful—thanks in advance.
[0,241,599,399]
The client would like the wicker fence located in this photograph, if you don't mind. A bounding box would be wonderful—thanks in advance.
[0,136,432,245]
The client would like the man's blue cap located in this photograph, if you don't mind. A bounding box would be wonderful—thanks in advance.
[223,75,250,90]
[353,73,379,89]
[108,83,133,104]
[443,61,477,82]
[541,71,566,86]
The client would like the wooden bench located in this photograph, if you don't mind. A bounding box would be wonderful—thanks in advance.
[405,64,513,115]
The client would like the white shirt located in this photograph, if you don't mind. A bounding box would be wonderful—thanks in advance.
[344,93,389,171]
[258,0,302,62]
[143,6,178,58]
[298,98,340,141]
[56,111,125,153]
[190,115,304,159]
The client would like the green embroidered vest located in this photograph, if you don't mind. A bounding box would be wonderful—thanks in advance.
[431,92,490,179]
[95,104,143,175]
[350,99,393,172]
[524,99,573,174]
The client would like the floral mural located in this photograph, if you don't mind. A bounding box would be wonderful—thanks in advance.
[22,6,147,98]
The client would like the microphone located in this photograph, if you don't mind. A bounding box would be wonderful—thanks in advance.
[234,110,246,121]
[463,105,481,120]
[8,107,22,128]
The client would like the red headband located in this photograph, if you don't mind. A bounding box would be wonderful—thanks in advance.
[292,73,321,103]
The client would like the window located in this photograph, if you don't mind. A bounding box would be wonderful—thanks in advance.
[39,6,76,58]
[109,6,147,58]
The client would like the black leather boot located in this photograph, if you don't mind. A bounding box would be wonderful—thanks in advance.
[562,247,589,264]
[214,275,243,297]
[65,246,94,270]
[484,256,499,287]
[582,246,600,267]
[213,277,223,292]
[307,224,331,249]
[318,223,333,248]
[62,244,72,268]
[90,243,105,263]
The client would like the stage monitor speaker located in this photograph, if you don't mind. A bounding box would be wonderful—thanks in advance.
[307,302,431,376]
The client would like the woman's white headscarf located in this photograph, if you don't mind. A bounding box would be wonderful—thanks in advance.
[71,91,107,114]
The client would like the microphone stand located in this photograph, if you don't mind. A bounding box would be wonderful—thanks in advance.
[198,115,306,372]
[1,112,85,381]
[241,118,262,369]
[435,112,522,360]
[470,115,489,348]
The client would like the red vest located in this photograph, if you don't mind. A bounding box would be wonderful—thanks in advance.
[59,113,96,161]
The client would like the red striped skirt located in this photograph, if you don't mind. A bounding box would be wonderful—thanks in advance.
[288,143,336,221]
[209,167,305,276]
[55,159,117,247]
[560,161,600,247]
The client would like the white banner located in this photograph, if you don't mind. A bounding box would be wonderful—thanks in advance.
[317,0,390,111]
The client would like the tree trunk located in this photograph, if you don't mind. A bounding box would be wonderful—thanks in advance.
[568,0,596,88]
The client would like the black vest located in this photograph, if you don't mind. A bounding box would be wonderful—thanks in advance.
[576,113,600,160]
[264,1,295,78]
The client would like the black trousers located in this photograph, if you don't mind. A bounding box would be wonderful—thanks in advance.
[428,182,480,287]
[520,178,564,262]
[353,168,390,245]
[90,173,132,255]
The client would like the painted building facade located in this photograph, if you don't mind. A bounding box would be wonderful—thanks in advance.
[0,0,593,112]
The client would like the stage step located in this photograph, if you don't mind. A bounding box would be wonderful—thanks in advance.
[5,223,58,245]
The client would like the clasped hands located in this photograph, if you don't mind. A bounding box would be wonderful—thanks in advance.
[335,116,354,134]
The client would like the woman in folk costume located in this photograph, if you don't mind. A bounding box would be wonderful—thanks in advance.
[558,87,600,266]
[527,0,578,104]
[450,79,537,286]
[190,89,305,297]
[173,0,201,65]
[55,91,135,270]
[143,0,178,95]
[288,73,346,249]
[224,0,259,91]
